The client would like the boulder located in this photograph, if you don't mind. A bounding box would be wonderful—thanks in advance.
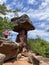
[0,53,6,65]
[28,54,40,65]
[0,37,29,63]
[17,53,22,60]
[0,38,20,61]
[21,47,28,57]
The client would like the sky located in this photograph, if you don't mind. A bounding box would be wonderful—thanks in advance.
[0,0,49,42]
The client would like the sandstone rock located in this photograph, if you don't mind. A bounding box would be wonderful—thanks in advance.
[17,53,22,60]
[28,54,33,64]
[21,47,28,57]
[28,54,40,65]
[22,47,27,53]
[0,37,29,62]
[0,53,6,65]
[0,38,20,61]
[21,52,29,57]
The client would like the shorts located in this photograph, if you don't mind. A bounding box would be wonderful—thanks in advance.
[4,35,8,38]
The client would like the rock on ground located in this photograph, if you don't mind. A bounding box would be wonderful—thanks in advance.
[0,53,6,65]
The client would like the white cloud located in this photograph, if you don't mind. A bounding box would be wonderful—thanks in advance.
[38,0,49,10]
[6,5,12,10]
[12,2,16,5]
[46,27,49,30]
[39,2,47,9]
[18,8,49,21]
[23,7,29,11]
[28,0,37,5]
[28,30,49,37]
[44,37,49,42]
[28,0,35,4]
[0,0,7,5]
[18,12,25,16]
[36,0,49,21]
[0,0,49,21]
[1,0,49,21]
[18,0,48,21]
[28,29,49,41]
[39,23,45,28]
[45,25,49,31]
[26,8,49,21]
[16,2,23,9]
[6,12,15,19]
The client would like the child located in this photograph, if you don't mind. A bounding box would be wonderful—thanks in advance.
[4,30,9,38]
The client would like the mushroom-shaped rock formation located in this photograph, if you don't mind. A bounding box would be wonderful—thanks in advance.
[11,14,35,43]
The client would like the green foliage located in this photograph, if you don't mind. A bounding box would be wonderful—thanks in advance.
[0,17,4,36]
[0,3,19,16]
[0,4,7,15]
[3,17,13,30]
[28,38,49,58]
[0,17,13,37]
[0,3,19,37]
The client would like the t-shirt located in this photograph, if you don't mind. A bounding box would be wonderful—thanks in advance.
[4,30,9,35]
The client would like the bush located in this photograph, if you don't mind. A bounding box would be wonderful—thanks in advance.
[28,38,49,58]
[0,17,13,37]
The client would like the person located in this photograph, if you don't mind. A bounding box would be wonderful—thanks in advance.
[4,29,9,38]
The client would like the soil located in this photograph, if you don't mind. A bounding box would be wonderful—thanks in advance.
[3,56,32,65]
[3,52,49,65]
[3,56,49,65]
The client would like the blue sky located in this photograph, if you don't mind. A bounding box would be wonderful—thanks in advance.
[0,0,49,42]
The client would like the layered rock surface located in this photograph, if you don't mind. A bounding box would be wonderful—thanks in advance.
[0,37,20,61]
[0,37,49,65]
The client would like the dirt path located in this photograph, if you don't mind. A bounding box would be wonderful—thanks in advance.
[3,52,49,65]
[3,57,33,65]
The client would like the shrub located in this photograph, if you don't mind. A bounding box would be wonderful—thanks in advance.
[28,38,49,58]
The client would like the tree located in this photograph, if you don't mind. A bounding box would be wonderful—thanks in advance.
[12,8,19,17]
[0,4,7,15]
[0,3,19,37]
[0,17,14,37]
[0,3,19,16]
[3,17,13,30]
[0,17,4,36]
